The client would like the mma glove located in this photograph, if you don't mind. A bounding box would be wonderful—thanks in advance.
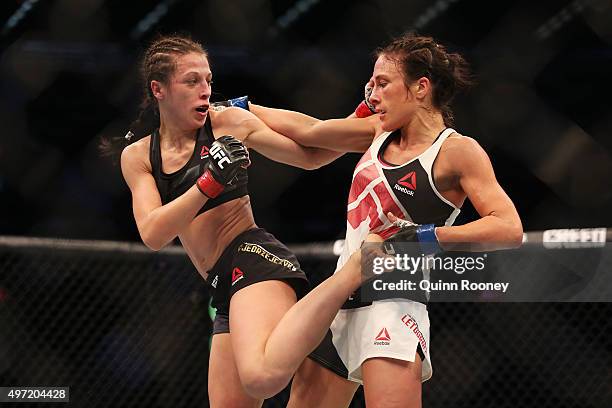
[354,81,376,118]
[211,96,250,111]
[196,135,250,198]
[383,218,441,257]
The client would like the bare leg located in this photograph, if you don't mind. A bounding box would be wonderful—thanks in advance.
[229,250,363,399]
[287,357,358,408]
[362,355,422,408]
[229,234,389,399]
[208,333,263,408]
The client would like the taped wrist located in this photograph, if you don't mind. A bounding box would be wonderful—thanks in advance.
[196,170,224,198]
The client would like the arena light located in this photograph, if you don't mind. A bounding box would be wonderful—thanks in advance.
[535,0,596,40]
[1,0,41,36]
[130,0,179,40]
[268,0,321,37]
[412,0,460,30]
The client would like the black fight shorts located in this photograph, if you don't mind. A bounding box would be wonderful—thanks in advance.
[206,228,309,335]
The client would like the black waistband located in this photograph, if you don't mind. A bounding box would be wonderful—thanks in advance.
[207,227,265,274]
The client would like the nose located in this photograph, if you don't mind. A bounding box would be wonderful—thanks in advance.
[369,86,381,108]
[201,81,211,100]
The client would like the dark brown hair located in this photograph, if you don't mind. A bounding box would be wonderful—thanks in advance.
[100,34,207,161]
[376,33,473,126]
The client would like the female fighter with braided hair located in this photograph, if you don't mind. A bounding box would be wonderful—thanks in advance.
[250,33,523,407]
[103,34,387,407]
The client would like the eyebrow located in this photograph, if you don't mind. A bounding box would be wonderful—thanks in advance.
[181,70,212,78]
[373,74,390,81]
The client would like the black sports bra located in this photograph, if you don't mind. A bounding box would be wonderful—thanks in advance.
[149,115,248,215]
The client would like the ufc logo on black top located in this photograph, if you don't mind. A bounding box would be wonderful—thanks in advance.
[210,144,231,169]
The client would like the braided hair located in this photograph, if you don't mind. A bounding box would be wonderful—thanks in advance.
[100,34,207,161]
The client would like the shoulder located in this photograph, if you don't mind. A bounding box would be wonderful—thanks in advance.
[121,135,152,173]
[440,133,491,174]
[368,116,385,140]
[441,133,486,157]
[372,129,390,143]
[360,115,385,143]
[209,107,260,141]
[211,106,256,126]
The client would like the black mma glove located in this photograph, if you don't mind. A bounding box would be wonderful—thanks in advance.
[196,135,250,198]
[383,218,441,257]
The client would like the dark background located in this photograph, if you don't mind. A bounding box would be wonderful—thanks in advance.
[0,0,611,244]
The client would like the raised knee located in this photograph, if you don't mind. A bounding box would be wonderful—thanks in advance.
[366,233,384,243]
[240,368,291,400]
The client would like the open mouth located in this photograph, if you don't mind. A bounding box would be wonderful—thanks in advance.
[195,105,209,114]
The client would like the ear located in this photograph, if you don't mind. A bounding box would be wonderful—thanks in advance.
[413,77,431,99]
[150,80,165,101]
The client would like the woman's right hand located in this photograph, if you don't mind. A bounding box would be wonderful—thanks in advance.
[197,135,250,198]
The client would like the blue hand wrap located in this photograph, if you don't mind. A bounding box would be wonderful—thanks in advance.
[416,224,440,255]
[228,96,249,110]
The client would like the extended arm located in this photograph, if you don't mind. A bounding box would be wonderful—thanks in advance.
[225,107,346,169]
[249,103,378,153]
